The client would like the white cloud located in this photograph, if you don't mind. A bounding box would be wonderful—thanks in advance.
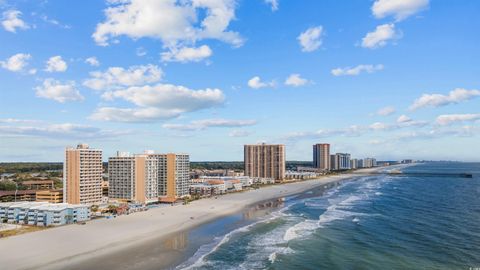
[35,79,84,103]
[331,64,384,76]
[284,125,365,141]
[85,57,100,66]
[265,0,279,11]
[229,129,252,137]
[285,74,309,87]
[377,106,396,116]
[372,0,429,21]
[247,76,275,89]
[0,122,126,139]
[161,45,212,62]
[369,122,391,131]
[2,9,29,33]
[298,26,323,52]
[45,56,68,72]
[39,15,71,29]
[0,53,31,72]
[435,114,480,126]
[105,84,224,108]
[83,64,163,91]
[92,83,225,122]
[163,118,256,131]
[397,115,412,123]
[90,107,183,122]
[92,0,243,48]
[361,23,399,49]
[409,88,480,110]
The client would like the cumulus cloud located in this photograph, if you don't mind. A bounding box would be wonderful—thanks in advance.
[229,129,252,137]
[85,57,100,66]
[377,106,396,116]
[298,26,323,52]
[161,45,212,62]
[92,83,225,122]
[361,23,399,49]
[331,64,384,76]
[409,88,480,110]
[264,0,279,11]
[2,9,29,33]
[372,0,429,21]
[45,56,68,72]
[83,64,163,91]
[0,53,31,72]
[34,79,84,103]
[285,74,309,87]
[247,76,275,89]
[369,119,428,130]
[435,114,480,126]
[163,118,257,131]
[92,0,243,48]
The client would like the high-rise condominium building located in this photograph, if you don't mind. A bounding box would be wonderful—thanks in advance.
[330,153,351,170]
[363,158,377,168]
[350,159,358,169]
[244,143,285,181]
[147,153,190,202]
[64,144,103,205]
[313,143,330,170]
[108,152,158,204]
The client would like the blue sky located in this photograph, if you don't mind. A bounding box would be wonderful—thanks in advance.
[0,0,479,162]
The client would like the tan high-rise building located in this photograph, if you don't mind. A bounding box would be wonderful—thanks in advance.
[63,144,103,205]
[313,143,330,170]
[244,143,285,181]
[108,152,158,204]
[147,153,190,202]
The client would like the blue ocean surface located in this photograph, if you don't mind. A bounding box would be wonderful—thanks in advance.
[177,162,480,270]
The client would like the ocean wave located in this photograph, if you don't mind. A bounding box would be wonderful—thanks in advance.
[178,206,291,270]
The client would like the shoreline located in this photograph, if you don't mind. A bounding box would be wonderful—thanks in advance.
[0,166,394,270]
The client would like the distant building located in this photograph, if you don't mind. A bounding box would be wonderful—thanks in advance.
[64,144,103,205]
[350,159,358,169]
[330,153,351,170]
[363,158,377,168]
[108,152,159,204]
[244,143,285,181]
[0,190,36,202]
[313,143,330,171]
[36,189,63,203]
[330,155,338,171]
[146,153,191,202]
[22,180,55,190]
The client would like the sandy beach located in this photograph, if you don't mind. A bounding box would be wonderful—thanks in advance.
[0,169,382,270]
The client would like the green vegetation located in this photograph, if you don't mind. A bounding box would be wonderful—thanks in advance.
[0,163,62,174]
[0,181,18,191]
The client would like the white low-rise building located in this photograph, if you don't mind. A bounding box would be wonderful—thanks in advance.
[0,202,90,226]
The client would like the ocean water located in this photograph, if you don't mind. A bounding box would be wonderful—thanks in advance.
[176,162,480,270]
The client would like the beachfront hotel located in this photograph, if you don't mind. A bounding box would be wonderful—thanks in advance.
[244,143,286,181]
[313,143,330,171]
[330,153,351,171]
[108,152,159,204]
[63,144,103,205]
[145,152,191,202]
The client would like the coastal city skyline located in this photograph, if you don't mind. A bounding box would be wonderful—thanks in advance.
[1,0,479,162]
